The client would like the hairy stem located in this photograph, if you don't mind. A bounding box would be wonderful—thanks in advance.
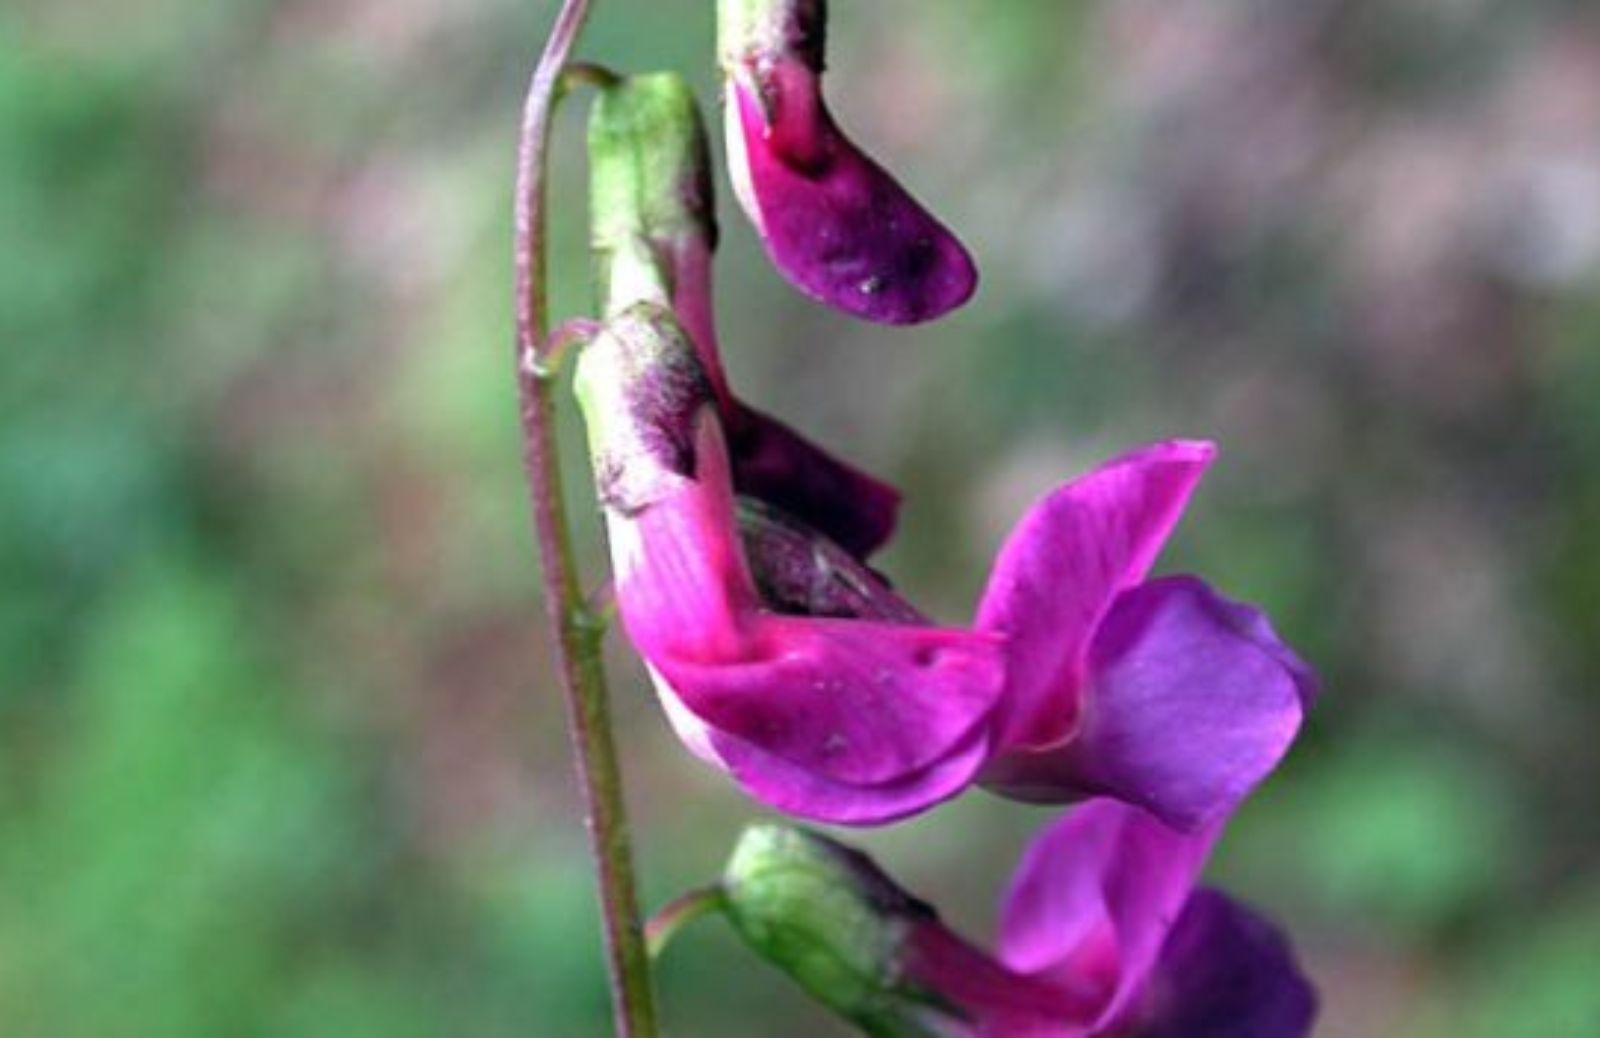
[512,1,657,1034]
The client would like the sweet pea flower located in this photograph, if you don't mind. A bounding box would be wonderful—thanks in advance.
[718,0,978,323]
[719,804,1317,1037]
[589,70,897,555]
[574,302,1311,828]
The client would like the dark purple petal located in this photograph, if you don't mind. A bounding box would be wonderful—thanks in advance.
[728,402,901,558]
[975,441,1216,751]
[997,801,1221,1033]
[1122,890,1317,1038]
[726,64,977,324]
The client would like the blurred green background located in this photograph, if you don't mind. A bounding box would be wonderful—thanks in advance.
[4,0,1599,1034]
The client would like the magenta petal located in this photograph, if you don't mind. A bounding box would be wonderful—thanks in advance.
[685,707,993,826]
[976,440,1216,749]
[729,402,900,557]
[984,577,1311,831]
[653,615,1004,787]
[997,801,1221,1033]
[728,68,977,325]
[1125,890,1317,1038]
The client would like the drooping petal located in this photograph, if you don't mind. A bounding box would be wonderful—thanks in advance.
[997,800,1222,1034]
[975,441,1216,750]
[724,60,978,324]
[1121,890,1317,1038]
[982,577,1312,831]
[729,402,901,557]
[661,688,993,825]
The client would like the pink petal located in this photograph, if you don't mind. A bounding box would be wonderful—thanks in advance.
[610,413,759,662]
[727,65,977,325]
[976,441,1216,750]
[997,801,1221,1033]
[653,615,1004,787]
[665,695,994,825]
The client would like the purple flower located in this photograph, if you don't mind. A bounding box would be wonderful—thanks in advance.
[971,801,1317,1037]
[575,304,1311,828]
[718,0,978,323]
[720,804,1317,1038]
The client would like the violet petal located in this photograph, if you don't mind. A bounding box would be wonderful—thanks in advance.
[1124,889,1317,1038]
[997,800,1222,1033]
[982,577,1311,831]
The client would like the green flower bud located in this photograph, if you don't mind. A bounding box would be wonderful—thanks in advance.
[721,825,960,1038]
[587,73,717,316]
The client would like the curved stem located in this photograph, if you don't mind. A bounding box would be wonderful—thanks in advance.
[646,886,727,960]
[513,1,658,1035]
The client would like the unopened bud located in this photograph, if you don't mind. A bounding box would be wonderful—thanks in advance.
[587,73,717,317]
[721,824,951,1036]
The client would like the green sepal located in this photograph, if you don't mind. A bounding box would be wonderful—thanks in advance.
[587,73,716,315]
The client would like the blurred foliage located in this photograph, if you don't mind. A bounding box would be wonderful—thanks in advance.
[4,0,1599,1035]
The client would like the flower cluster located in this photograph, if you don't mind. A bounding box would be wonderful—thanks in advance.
[567,2,1319,1033]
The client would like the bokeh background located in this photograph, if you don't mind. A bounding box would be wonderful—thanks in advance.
[5,0,1599,1034]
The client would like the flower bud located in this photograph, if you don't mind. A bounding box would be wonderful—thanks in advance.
[587,72,718,339]
[721,824,958,1037]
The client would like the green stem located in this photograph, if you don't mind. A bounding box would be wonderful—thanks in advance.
[646,886,728,960]
[512,1,657,1035]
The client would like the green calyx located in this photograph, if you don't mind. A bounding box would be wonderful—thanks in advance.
[721,825,948,1038]
[587,73,716,314]
[718,0,828,71]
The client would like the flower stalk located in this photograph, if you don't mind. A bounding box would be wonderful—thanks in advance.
[512,0,657,1034]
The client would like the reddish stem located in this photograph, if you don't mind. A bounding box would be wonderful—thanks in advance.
[512,1,657,1034]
